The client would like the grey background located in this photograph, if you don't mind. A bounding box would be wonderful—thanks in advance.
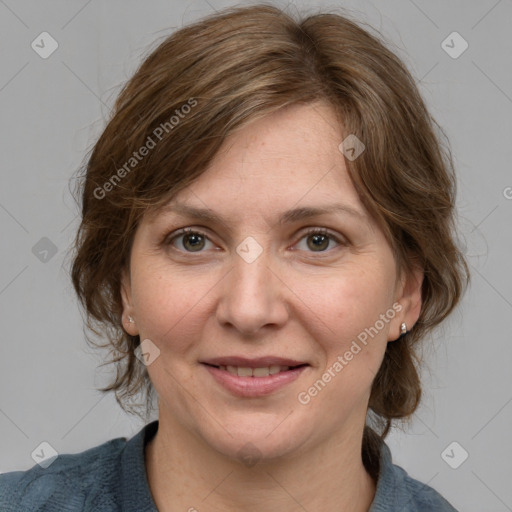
[0,0,511,510]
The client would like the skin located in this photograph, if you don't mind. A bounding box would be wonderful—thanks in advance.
[121,101,423,512]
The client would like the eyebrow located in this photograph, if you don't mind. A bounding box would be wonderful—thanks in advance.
[160,201,369,228]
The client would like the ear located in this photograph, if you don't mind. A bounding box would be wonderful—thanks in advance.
[120,267,139,336]
[389,261,424,342]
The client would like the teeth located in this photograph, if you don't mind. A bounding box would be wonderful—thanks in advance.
[269,365,282,375]
[237,366,253,377]
[253,367,270,377]
[221,365,291,377]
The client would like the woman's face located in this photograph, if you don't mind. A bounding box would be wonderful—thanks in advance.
[121,101,421,462]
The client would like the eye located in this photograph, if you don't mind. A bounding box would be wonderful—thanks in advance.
[167,228,214,253]
[295,228,343,253]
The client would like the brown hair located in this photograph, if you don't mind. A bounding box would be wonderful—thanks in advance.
[71,3,469,456]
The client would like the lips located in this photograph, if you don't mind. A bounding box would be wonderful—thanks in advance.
[200,356,308,368]
[199,355,310,397]
[202,363,308,397]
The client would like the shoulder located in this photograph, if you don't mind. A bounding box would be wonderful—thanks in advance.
[370,440,458,511]
[0,436,128,512]
[394,464,458,511]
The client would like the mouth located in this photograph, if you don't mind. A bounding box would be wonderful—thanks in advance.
[200,360,310,398]
[201,362,308,377]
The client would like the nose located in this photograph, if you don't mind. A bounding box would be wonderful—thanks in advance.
[215,244,289,337]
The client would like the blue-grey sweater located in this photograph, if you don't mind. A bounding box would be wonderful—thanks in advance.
[0,420,457,511]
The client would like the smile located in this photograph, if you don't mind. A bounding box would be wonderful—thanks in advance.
[209,364,301,377]
[201,363,309,398]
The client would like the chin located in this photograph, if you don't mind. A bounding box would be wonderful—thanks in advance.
[198,416,310,466]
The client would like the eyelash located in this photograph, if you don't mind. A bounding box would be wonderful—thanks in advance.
[165,227,346,256]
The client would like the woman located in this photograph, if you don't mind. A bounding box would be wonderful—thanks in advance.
[0,4,468,511]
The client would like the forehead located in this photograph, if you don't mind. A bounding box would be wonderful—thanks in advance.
[146,101,372,230]
[182,103,356,197]
[216,101,346,173]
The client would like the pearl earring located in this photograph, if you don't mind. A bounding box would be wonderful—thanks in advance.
[400,322,407,335]
[128,316,135,324]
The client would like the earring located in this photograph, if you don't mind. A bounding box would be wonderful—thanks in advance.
[400,322,407,336]
[128,316,135,324]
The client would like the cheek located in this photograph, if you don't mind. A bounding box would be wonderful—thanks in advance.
[130,262,210,353]
[308,264,395,334]
[296,271,394,412]
[299,264,395,372]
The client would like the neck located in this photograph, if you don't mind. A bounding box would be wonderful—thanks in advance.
[145,414,377,512]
